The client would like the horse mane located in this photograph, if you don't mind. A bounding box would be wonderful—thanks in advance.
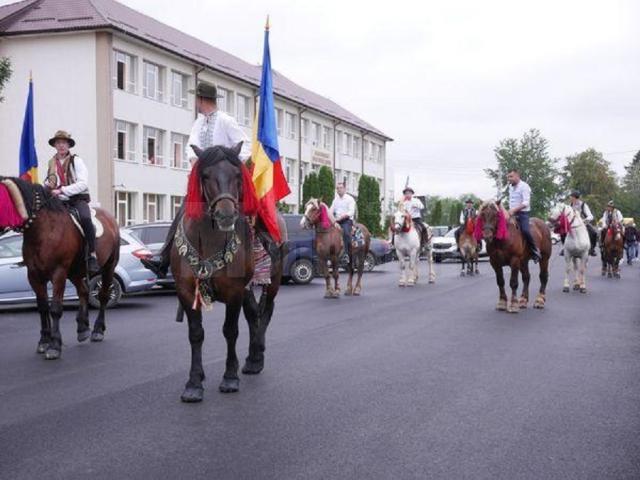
[0,176,65,216]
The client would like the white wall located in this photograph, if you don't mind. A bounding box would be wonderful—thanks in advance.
[0,32,98,195]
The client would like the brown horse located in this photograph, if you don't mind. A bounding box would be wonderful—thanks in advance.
[477,201,551,313]
[172,145,285,403]
[458,217,479,277]
[301,198,371,298]
[0,176,119,359]
[601,223,624,278]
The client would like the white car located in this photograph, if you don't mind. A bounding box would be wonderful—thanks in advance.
[431,228,487,263]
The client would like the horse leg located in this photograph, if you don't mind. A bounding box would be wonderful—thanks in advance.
[572,257,581,290]
[91,263,115,342]
[219,300,242,393]
[407,250,416,286]
[354,251,365,295]
[475,252,480,274]
[562,254,572,292]
[579,254,588,293]
[534,255,549,309]
[180,305,205,403]
[427,249,436,284]
[398,252,406,286]
[45,270,67,360]
[242,289,262,374]
[322,257,332,298]
[507,265,520,314]
[519,262,530,309]
[28,272,51,354]
[345,254,354,296]
[494,265,507,311]
[70,276,91,342]
[332,256,341,298]
[460,253,465,277]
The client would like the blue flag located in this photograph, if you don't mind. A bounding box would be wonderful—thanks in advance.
[19,78,38,183]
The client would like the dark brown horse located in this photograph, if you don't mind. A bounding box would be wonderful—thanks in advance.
[0,177,120,359]
[458,217,479,277]
[601,223,624,278]
[172,144,285,403]
[301,198,371,298]
[477,201,551,313]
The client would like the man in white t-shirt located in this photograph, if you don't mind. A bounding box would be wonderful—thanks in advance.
[402,187,427,246]
[330,182,356,260]
[142,82,251,277]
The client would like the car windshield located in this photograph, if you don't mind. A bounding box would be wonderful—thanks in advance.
[445,229,457,238]
[0,236,23,259]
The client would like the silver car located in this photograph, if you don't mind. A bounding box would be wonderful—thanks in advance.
[0,229,157,308]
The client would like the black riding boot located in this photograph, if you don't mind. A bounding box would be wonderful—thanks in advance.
[141,207,183,278]
[74,199,100,275]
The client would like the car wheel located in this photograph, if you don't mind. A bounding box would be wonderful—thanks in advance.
[88,276,123,309]
[290,259,314,285]
[364,252,376,272]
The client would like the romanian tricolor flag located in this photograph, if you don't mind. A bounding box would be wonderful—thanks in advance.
[19,76,38,183]
[251,18,290,243]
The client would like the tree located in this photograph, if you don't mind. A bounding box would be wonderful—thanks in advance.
[485,129,560,217]
[429,199,443,225]
[299,171,320,213]
[616,150,640,221]
[562,148,618,218]
[0,57,11,103]
[317,166,335,206]
[447,200,463,227]
[357,175,382,235]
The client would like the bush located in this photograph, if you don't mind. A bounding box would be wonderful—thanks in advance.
[357,175,382,235]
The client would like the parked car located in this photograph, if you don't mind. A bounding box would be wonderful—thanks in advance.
[429,225,450,238]
[283,214,395,284]
[431,228,487,263]
[0,230,156,308]
[127,222,174,287]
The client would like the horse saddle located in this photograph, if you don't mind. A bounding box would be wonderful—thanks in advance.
[68,208,104,238]
[351,224,365,248]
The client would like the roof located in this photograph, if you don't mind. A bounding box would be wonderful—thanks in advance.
[0,0,392,140]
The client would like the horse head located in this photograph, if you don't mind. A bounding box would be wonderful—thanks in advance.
[187,143,244,231]
[477,201,500,243]
[610,222,623,242]
[301,198,331,230]
[391,204,410,233]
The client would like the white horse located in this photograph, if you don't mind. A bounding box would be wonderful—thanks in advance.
[391,206,435,286]
[549,203,590,293]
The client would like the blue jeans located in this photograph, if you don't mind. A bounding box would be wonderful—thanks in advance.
[516,211,538,256]
[338,219,353,256]
[625,241,637,263]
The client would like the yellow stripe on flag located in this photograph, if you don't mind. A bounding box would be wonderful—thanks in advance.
[251,107,274,198]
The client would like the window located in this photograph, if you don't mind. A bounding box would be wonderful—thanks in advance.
[113,51,136,93]
[285,112,297,140]
[335,131,342,153]
[313,122,321,146]
[217,87,234,115]
[236,94,251,126]
[284,158,297,185]
[143,61,164,101]
[301,161,310,181]
[170,71,188,108]
[352,173,360,192]
[143,126,165,165]
[171,196,183,219]
[170,133,189,169]
[143,193,164,223]
[115,191,136,227]
[114,120,136,162]
[275,108,283,136]
[322,126,332,149]
[344,133,352,156]
[354,137,361,159]
[365,141,372,160]
[301,118,309,144]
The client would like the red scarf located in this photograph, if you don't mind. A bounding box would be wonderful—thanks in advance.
[55,157,67,186]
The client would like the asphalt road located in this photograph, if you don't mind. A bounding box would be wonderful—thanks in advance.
[1,250,639,480]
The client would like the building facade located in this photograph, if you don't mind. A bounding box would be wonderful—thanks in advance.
[0,0,391,226]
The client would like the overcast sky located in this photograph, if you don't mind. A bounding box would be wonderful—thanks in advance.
[7,0,638,199]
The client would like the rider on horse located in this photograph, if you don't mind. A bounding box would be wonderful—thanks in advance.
[142,82,252,277]
[599,200,624,247]
[507,168,541,263]
[402,187,428,248]
[560,190,597,257]
[330,182,356,261]
[44,131,99,274]
[455,198,479,252]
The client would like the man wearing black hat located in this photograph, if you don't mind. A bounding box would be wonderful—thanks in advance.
[402,187,427,247]
[142,82,251,277]
[44,130,100,274]
[560,191,597,256]
[599,200,624,248]
[455,198,479,252]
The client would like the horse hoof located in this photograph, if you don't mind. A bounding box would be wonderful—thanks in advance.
[44,348,61,360]
[601,271,606,276]
[181,386,204,403]
[562,286,570,293]
[219,377,239,393]
[407,280,415,287]
[475,270,480,275]
[90,331,104,342]
[429,279,435,284]
[573,284,580,291]
[614,274,621,279]
[580,287,587,294]
[353,287,361,296]
[324,291,333,299]
[519,301,528,309]
[36,342,49,354]
[460,272,465,277]
[242,360,264,375]
[398,281,405,287]
[507,305,519,314]
[344,287,353,296]
[496,301,507,311]
[77,329,91,343]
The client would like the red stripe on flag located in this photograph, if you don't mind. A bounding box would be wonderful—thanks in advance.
[258,189,282,243]
[272,160,290,201]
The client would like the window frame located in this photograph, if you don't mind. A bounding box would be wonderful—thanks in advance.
[143,61,164,102]
[143,126,165,166]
